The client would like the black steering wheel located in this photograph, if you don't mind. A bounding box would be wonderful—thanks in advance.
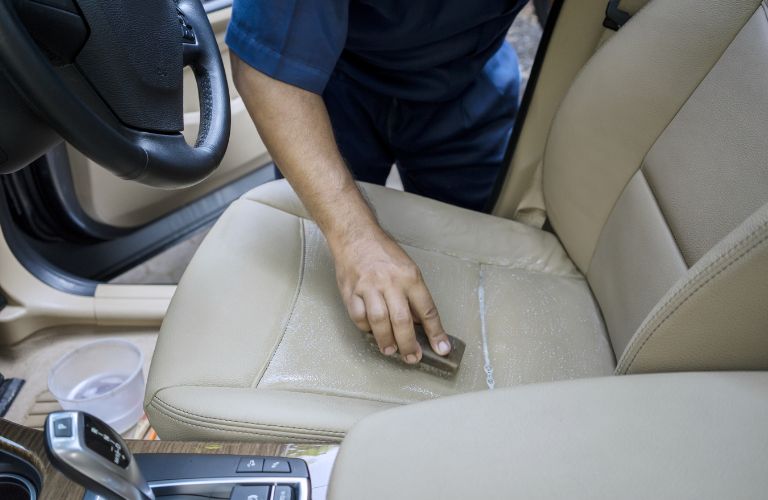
[0,0,230,187]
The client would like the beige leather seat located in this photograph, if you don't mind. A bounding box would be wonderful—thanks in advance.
[145,0,768,442]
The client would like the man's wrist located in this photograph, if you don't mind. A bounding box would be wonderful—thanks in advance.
[311,180,385,255]
[326,216,387,256]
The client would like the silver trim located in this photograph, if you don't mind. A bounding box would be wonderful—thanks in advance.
[149,476,309,500]
[203,0,232,13]
[45,412,154,500]
[0,472,37,500]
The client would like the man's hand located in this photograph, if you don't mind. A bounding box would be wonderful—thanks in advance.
[331,226,451,364]
[231,55,450,362]
[332,227,451,364]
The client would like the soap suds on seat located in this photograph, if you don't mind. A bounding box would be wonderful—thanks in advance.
[478,265,495,390]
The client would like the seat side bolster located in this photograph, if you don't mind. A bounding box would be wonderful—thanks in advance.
[617,203,768,373]
[145,386,395,443]
[144,198,305,407]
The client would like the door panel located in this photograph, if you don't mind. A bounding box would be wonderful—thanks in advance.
[67,7,270,228]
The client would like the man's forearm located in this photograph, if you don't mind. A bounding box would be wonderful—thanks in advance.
[231,54,381,252]
[231,54,451,361]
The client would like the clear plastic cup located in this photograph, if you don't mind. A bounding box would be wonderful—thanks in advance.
[48,339,145,433]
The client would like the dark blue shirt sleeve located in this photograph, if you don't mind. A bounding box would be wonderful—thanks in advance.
[225,0,349,94]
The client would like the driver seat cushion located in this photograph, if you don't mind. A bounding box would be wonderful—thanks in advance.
[145,180,615,442]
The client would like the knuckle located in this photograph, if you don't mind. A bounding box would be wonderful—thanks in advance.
[368,310,388,324]
[421,306,439,321]
[349,311,368,325]
[348,309,366,322]
[391,311,411,328]
[402,264,421,282]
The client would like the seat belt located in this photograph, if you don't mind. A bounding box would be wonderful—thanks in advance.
[603,0,632,30]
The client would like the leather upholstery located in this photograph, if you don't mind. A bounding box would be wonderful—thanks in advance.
[618,203,768,374]
[641,6,768,265]
[543,0,762,271]
[547,0,768,355]
[146,181,614,441]
[328,372,768,500]
[588,172,688,355]
[146,0,768,441]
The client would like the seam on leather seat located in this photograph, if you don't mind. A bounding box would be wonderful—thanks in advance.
[619,220,768,373]
[240,194,308,218]
[151,395,345,439]
[250,217,308,389]
[636,170,687,265]
[397,240,580,277]
[264,385,412,406]
[149,401,340,443]
[154,398,344,436]
[150,403,329,442]
[243,196,580,277]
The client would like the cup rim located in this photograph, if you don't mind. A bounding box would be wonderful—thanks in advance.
[48,338,144,403]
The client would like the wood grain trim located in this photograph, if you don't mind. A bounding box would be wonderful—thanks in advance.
[0,418,336,499]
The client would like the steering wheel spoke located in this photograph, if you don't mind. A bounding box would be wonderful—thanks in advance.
[0,0,230,187]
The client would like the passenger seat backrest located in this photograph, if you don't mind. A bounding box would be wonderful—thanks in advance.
[543,0,768,370]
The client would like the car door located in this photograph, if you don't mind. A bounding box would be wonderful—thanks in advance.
[0,1,278,283]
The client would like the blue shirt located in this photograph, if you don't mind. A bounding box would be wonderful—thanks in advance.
[226,0,526,102]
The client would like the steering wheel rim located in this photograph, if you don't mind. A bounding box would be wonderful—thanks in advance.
[0,0,230,188]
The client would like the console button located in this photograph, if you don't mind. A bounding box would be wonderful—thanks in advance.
[230,485,271,500]
[274,485,294,500]
[53,417,72,437]
[264,459,291,473]
[236,457,264,473]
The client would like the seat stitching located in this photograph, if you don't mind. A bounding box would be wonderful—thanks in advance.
[620,225,768,373]
[151,405,335,442]
[151,408,341,442]
[397,240,582,278]
[152,396,345,436]
[249,217,308,389]
[635,170,687,265]
[154,381,406,410]
[621,224,768,372]
[241,197,308,219]
[149,402,339,443]
[255,385,412,406]
[622,215,768,355]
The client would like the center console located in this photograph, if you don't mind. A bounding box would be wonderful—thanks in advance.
[135,454,309,500]
[0,412,328,500]
[45,411,312,500]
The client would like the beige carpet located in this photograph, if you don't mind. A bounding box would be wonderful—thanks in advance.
[0,327,158,437]
[22,389,156,439]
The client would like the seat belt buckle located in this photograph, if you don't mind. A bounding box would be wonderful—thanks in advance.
[603,0,632,31]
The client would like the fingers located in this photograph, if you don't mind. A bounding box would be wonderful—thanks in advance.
[346,294,370,332]
[361,292,397,356]
[384,290,421,364]
[409,283,451,356]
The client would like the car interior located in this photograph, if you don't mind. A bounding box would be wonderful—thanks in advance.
[0,0,767,499]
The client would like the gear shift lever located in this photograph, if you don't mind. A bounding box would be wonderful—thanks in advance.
[44,411,154,500]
